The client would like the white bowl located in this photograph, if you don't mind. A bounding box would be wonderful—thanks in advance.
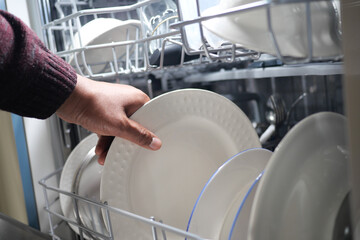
[178,0,227,51]
[202,0,342,58]
[69,18,141,74]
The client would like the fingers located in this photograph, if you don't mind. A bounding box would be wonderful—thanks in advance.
[95,119,162,165]
[95,136,114,165]
[121,118,162,151]
[98,151,107,165]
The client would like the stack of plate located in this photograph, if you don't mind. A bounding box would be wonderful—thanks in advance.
[100,89,261,239]
[59,134,107,239]
[59,89,350,240]
[185,111,349,240]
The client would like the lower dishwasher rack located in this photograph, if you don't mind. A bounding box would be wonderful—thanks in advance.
[39,168,205,240]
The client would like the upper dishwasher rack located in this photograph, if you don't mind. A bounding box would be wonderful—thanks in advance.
[39,0,343,81]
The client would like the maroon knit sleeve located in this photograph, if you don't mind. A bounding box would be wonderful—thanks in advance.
[0,10,77,119]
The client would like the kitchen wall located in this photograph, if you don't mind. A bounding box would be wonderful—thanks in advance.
[4,0,64,231]
[0,111,28,224]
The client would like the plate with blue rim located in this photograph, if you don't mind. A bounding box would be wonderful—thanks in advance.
[187,148,272,240]
[228,171,263,240]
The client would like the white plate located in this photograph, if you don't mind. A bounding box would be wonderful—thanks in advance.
[69,18,141,74]
[248,112,350,240]
[228,171,262,240]
[202,0,341,58]
[59,133,105,238]
[187,148,271,240]
[100,89,261,240]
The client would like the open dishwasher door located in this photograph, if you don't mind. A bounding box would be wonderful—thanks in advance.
[342,1,360,239]
[5,0,358,239]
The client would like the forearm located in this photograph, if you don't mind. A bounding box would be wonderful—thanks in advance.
[0,10,77,119]
[0,10,161,162]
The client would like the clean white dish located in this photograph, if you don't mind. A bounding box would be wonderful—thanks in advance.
[177,0,203,51]
[228,171,263,240]
[138,0,178,54]
[69,18,141,74]
[187,148,271,240]
[202,0,341,58]
[100,89,261,240]
[248,112,350,240]
[59,133,105,238]
[178,0,226,51]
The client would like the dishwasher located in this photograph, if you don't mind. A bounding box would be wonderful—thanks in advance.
[20,0,359,239]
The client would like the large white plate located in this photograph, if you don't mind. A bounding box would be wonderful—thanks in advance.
[187,148,271,240]
[100,89,261,240]
[59,133,105,238]
[202,0,341,58]
[248,112,350,240]
[69,18,141,74]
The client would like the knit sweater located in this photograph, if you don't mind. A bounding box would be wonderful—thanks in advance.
[0,10,77,119]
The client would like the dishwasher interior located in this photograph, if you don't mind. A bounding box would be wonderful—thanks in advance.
[36,0,347,239]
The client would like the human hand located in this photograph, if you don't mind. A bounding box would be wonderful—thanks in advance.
[56,74,162,165]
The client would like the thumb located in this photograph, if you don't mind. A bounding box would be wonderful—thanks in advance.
[119,118,162,150]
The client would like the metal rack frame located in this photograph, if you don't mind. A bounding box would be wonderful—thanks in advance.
[39,168,205,240]
[37,0,343,82]
[173,0,342,63]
